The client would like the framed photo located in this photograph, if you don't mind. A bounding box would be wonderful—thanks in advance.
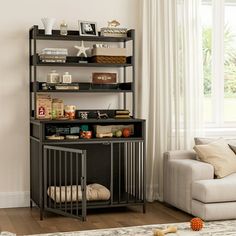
[79,21,98,36]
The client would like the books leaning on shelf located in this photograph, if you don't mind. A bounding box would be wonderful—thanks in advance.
[39,48,68,63]
[42,83,79,91]
[114,110,131,119]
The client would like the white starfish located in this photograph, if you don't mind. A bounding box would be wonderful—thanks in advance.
[74,41,90,57]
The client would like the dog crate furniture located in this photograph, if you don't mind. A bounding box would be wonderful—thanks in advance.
[29,25,146,220]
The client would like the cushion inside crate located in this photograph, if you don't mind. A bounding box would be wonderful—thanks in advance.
[47,183,110,202]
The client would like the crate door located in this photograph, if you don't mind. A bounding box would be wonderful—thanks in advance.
[43,145,86,221]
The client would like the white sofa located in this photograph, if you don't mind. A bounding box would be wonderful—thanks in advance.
[163,150,236,221]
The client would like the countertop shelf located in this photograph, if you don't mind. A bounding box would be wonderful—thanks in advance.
[30,117,144,124]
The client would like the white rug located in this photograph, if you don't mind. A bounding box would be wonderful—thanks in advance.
[2,220,236,236]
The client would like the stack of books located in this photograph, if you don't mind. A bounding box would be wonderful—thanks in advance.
[114,110,130,119]
[39,48,68,63]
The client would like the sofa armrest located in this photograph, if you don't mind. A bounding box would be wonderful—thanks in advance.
[164,150,197,160]
[163,156,214,214]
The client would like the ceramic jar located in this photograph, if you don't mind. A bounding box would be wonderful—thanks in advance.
[64,105,76,119]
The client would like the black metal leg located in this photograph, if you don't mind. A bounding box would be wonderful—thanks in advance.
[30,199,33,209]
[40,207,44,220]
[143,204,146,214]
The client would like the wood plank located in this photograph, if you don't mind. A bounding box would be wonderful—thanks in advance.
[0,202,192,235]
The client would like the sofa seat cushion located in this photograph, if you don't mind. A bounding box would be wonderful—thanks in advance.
[192,173,236,203]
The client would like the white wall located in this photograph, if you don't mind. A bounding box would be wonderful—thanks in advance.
[0,0,140,208]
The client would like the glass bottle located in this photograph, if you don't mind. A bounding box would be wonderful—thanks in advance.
[60,21,68,36]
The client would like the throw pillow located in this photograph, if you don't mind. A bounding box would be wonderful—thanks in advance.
[229,144,236,155]
[193,138,236,178]
[194,137,219,145]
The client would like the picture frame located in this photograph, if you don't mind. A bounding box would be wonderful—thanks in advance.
[79,21,98,36]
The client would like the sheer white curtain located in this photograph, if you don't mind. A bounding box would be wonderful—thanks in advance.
[138,0,204,201]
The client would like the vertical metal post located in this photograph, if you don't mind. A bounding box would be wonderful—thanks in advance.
[76,153,79,217]
[43,148,47,215]
[33,26,37,119]
[70,152,73,214]
[142,140,146,213]
[29,29,32,118]
[65,151,67,213]
[123,41,127,110]
[118,143,121,203]
[81,150,87,221]
[131,30,135,117]
[48,150,51,209]
[53,150,56,209]
[110,143,113,204]
[59,151,62,210]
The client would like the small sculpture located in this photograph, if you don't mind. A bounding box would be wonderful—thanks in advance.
[41,17,56,35]
[108,20,120,28]
[74,41,90,57]
[96,111,109,119]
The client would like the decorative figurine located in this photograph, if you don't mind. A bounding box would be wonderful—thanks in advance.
[74,41,90,57]
[96,111,109,119]
[101,20,127,37]
[60,20,68,35]
[108,20,120,28]
[79,111,89,120]
[41,17,56,35]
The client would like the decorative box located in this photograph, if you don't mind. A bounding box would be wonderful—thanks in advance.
[100,28,128,37]
[52,99,64,119]
[91,48,126,64]
[62,72,72,84]
[94,125,134,135]
[92,73,117,84]
[36,94,52,119]
[47,70,60,83]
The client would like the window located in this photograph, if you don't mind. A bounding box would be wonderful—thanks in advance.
[202,0,236,129]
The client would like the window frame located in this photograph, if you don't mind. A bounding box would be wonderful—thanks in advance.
[202,0,236,131]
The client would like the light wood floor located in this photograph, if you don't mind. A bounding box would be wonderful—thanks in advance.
[0,202,191,235]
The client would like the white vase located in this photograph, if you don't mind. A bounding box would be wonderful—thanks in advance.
[41,17,56,35]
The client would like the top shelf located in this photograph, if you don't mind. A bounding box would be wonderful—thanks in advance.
[30,25,134,42]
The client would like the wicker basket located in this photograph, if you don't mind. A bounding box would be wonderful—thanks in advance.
[92,56,126,64]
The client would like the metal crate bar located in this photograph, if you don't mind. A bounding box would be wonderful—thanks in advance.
[43,145,86,220]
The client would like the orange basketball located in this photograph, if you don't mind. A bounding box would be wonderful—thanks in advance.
[190,218,204,231]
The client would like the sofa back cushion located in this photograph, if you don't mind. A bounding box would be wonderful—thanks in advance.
[193,138,236,178]
[194,137,236,145]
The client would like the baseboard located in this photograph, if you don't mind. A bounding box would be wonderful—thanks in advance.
[0,191,30,208]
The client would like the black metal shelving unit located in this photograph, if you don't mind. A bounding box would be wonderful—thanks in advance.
[29,25,146,221]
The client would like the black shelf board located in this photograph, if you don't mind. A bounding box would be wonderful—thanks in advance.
[36,89,133,93]
[35,61,132,68]
[31,82,133,93]
[42,137,144,144]
[30,117,144,124]
[30,26,133,42]
[31,54,132,68]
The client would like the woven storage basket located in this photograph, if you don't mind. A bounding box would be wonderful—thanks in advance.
[91,48,127,64]
[92,56,126,64]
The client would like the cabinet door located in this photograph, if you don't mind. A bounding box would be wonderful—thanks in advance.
[43,145,86,221]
